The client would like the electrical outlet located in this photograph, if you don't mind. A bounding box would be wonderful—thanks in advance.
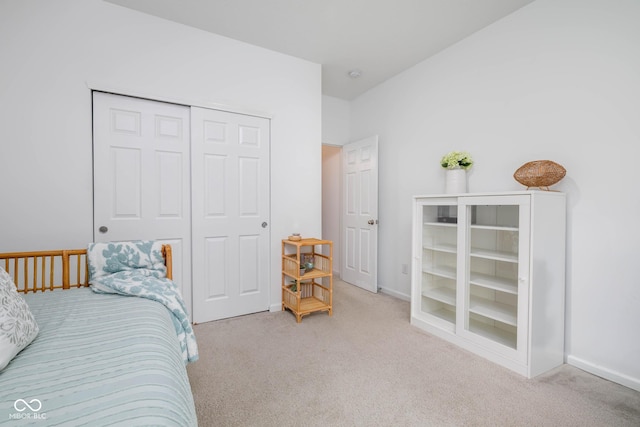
[401,264,409,274]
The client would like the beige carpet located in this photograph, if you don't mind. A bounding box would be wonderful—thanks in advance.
[187,279,640,427]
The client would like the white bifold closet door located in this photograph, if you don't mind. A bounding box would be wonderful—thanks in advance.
[93,92,271,323]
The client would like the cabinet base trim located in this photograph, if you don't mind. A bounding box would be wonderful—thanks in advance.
[567,355,640,392]
[411,316,538,378]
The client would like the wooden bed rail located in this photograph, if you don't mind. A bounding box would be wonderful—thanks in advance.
[0,244,173,294]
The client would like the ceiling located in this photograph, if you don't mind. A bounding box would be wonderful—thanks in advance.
[106,0,535,100]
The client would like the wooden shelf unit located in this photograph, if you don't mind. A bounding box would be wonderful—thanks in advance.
[281,238,333,323]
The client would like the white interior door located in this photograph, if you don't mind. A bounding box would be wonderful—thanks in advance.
[341,135,379,292]
[191,107,270,323]
[92,92,192,312]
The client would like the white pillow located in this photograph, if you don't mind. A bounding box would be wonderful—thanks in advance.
[0,266,39,371]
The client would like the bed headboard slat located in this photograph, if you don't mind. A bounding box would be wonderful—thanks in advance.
[0,245,172,293]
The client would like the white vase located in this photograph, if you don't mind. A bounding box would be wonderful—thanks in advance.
[445,168,467,194]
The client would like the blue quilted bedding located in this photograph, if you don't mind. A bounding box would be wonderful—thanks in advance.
[87,241,198,364]
[0,288,198,426]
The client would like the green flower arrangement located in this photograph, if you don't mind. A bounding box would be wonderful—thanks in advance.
[440,151,473,170]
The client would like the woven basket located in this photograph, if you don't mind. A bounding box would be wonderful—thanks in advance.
[513,160,566,190]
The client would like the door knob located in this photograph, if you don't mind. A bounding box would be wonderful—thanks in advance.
[262,222,268,228]
[367,219,375,225]
[99,226,108,233]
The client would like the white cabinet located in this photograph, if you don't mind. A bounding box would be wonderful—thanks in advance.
[411,191,566,378]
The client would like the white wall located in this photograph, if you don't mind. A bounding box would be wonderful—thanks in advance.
[350,0,640,390]
[322,95,351,146]
[0,0,322,311]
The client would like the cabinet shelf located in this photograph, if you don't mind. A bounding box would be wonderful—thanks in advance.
[469,247,518,263]
[469,272,518,294]
[422,265,456,280]
[469,296,517,326]
[471,224,518,232]
[468,319,516,349]
[425,307,456,324]
[422,287,456,306]
[424,221,457,228]
[423,243,457,253]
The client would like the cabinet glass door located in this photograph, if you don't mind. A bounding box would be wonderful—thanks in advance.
[458,195,530,361]
[417,200,458,330]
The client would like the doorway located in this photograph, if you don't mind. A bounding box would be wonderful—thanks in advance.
[322,144,341,277]
[322,135,379,293]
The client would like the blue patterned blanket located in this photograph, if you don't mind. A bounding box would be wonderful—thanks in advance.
[87,241,199,364]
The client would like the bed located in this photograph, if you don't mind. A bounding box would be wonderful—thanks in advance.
[0,242,198,426]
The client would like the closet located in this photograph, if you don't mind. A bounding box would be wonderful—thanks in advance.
[93,91,271,323]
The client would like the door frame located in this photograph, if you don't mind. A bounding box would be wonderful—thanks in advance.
[87,81,273,120]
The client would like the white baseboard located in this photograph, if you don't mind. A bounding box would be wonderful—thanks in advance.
[269,303,282,312]
[567,355,640,392]
[379,286,410,302]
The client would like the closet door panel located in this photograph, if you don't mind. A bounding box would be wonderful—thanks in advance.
[191,107,270,323]
[93,92,192,315]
